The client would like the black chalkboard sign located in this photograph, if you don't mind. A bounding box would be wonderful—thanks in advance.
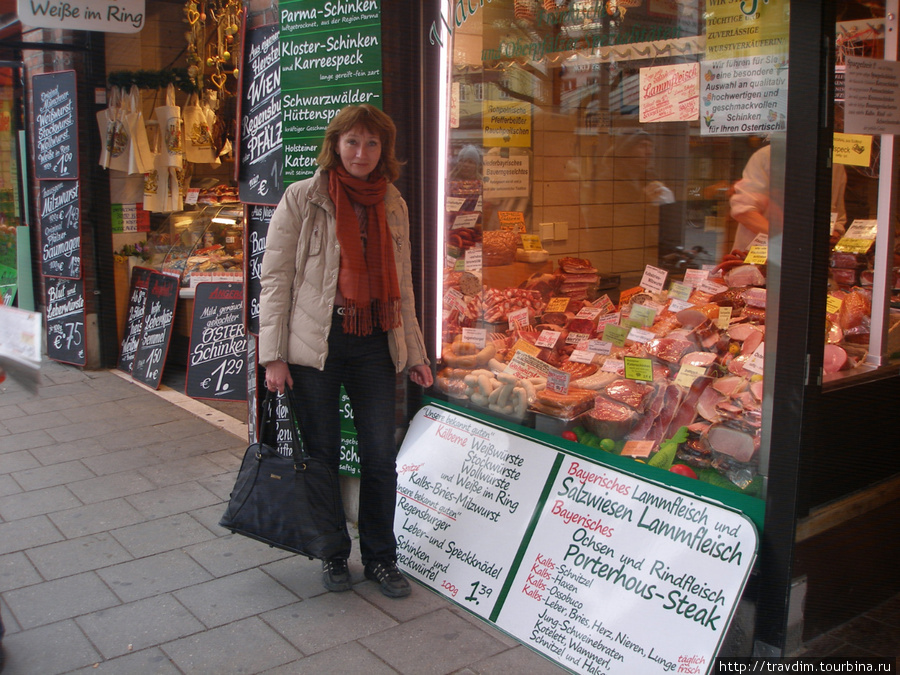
[38,179,81,279]
[185,282,248,401]
[32,70,79,180]
[245,203,274,335]
[45,276,86,366]
[117,266,154,374]
[237,23,283,205]
[131,271,179,389]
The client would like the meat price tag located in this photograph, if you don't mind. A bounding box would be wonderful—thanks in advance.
[682,268,709,287]
[668,298,693,313]
[675,363,707,388]
[716,306,733,330]
[395,403,758,675]
[586,339,613,355]
[545,297,570,312]
[743,246,768,265]
[465,246,483,272]
[511,339,541,357]
[602,323,629,347]
[506,349,550,379]
[623,356,654,381]
[592,294,616,314]
[698,279,728,296]
[520,233,542,251]
[640,265,668,293]
[568,348,595,364]
[536,330,561,349]
[452,212,479,229]
[601,358,625,373]
[826,294,843,315]
[507,307,530,330]
[597,311,621,327]
[575,306,602,320]
[744,342,765,376]
[628,304,658,328]
[546,367,570,394]
[566,332,591,345]
[446,287,467,313]
[668,281,692,301]
[626,327,656,344]
[462,327,487,349]
[620,439,655,458]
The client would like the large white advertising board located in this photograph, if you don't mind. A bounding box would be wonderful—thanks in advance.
[396,404,758,675]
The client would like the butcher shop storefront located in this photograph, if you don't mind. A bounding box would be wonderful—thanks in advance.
[416,0,900,661]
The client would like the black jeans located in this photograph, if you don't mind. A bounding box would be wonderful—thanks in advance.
[289,310,399,565]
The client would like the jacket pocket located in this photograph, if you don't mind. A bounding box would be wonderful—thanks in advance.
[309,224,322,256]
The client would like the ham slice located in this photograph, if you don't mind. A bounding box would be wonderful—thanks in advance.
[582,399,641,439]
[705,423,757,463]
[605,379,655,411]
[823,344,848,374]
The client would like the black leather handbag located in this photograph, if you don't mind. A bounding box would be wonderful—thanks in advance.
[219,388,351,560]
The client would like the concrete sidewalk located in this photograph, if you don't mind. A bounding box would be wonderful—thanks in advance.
[0,361,563,674]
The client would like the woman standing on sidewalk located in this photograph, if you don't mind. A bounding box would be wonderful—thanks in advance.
[258,104,432,598]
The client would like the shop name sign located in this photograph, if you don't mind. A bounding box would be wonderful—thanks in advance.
[395,404,757,674]
[17,0,145,33]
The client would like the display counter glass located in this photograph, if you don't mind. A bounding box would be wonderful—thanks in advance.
[432,0,898,502]
[147,202,244,293]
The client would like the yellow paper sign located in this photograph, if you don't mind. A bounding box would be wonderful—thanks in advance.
[675,363,707,388]
[498,211,526,233]
[623,356,654,382]
[520,233,542,251]
[834,238,874,254]
[826,294,843,315]
[483,100,531,147]
[545,297,570,313]
[512,339,541,357]
[833,133,873,167]
[602,324,629,347]
[744,246,768,265]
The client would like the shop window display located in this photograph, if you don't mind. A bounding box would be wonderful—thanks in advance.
[434,0,899,497]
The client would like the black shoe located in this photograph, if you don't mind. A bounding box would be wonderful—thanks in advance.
[364,560,411,598]
[322,558,351,592]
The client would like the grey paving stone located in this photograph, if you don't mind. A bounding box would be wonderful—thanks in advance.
[26,532,133,580]
[145,430,244,461]
[81,447,163,476]
[196,470,238,501]
[0,449,40,474]
[95,426,173,452]
[0,473,23,497]
[467,644,568,674]
[174,567,297,628]
[161,617,302,673]
[0,619,102,674]
[64,646,182,675]
[184,534,294,578]
[0,551,42,593]
[67,469,157,504]
[125,481,220,520]
[32,381,95,399]
[0,402,25,421]
[148,417,224,442]
[16,394,81,415]
[358,608,507,675]
[29,436,117,466]
[0,596,20,634]
[3,410,72,434]
[59,400,133,425]
[76,593,206,660]
[262,592,398,655]
[0,485,82,521]
[354,575,455,622]
[187,502,231,534]
[259,641,399,675]
[11,459,96,491]
[97,549,214,603]
[0,515,65,556]
[260,554,339,600]
[3,571,121,629]
[137,455,226,488]
[110,513,218,558]
[47,417,130,443]
[204,447,245,471]
[49,497,146,538]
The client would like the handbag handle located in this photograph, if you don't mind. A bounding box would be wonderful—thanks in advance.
[260,387,311,468]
